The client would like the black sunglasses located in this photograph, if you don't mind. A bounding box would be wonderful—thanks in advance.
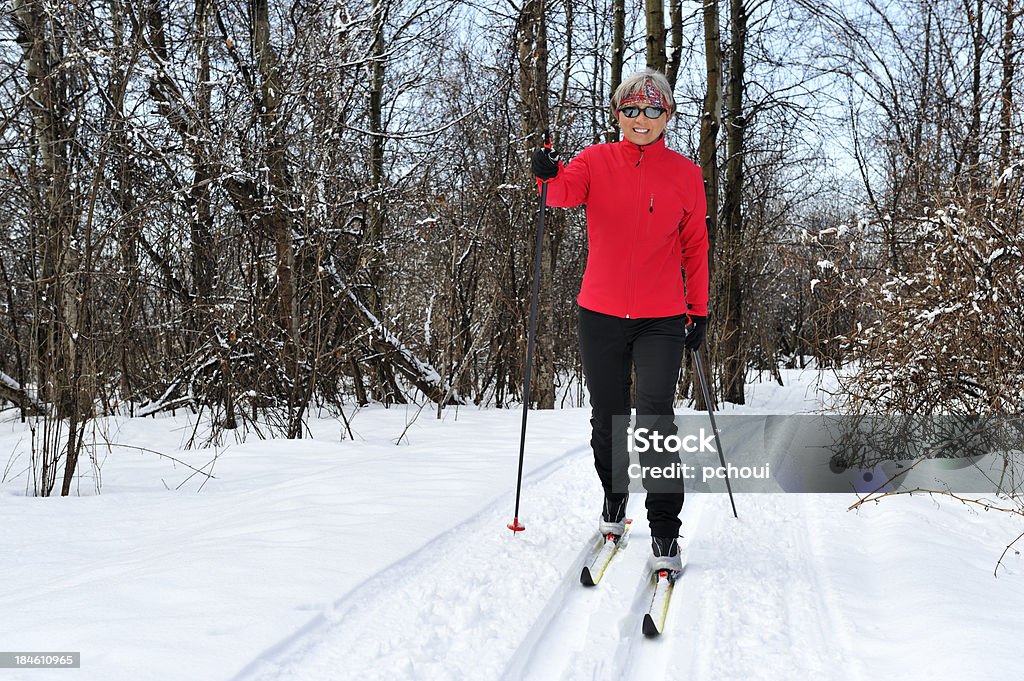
[618,105,666,119]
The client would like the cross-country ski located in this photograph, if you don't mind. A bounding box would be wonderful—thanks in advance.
[580,518,633,586]
[642,568,680,636]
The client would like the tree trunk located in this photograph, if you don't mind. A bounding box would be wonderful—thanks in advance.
[999,0,1017,182]
[666,0,683,89]
[645,0,667,73]
[517,0,555,409]
[607,0,625,143]
[720,0,747,405]
[911,7,932,208]
[0,257,36,417]
[189,0,215,352]
[109,0,143,407]
[253,0,306,434]
[366,0,405,406]
[701,0,723,290]
[13,1,82,422]
[696,0,723,409]
[960,0,984,202]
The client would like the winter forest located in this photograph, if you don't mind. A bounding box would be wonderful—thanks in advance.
[2,2,1024,678]
[1,0,1022,498]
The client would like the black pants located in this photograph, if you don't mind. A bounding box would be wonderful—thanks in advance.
[578,306,686,538]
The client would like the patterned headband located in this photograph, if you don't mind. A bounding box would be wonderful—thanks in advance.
[619,78,669,110]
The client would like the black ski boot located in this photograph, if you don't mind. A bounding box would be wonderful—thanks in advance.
[599,493,629,536]
[649,536,683,572]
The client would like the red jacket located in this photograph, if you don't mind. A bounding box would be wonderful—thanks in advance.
[542,136,708,318]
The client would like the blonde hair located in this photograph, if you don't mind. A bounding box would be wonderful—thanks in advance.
[611,69,675,116]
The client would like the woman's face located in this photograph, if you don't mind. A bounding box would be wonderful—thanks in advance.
[617,106,670,146]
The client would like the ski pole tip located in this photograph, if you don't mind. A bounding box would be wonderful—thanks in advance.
[507,518,526,534]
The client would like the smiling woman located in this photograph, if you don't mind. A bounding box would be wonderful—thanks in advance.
[529,68,709,578]
[612,70,674,146]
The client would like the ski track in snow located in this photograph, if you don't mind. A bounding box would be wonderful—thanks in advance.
[678,493,861,681]
[616,494,712,681]
[235,443,602,681]
[234,452,874,681]
[505,494,712,681]
[502,497,669,681]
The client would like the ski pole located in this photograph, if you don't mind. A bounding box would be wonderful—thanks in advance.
[692,344,739,518]
[508,130,553,534]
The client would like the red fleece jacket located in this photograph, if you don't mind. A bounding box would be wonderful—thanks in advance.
[542,136,708,318]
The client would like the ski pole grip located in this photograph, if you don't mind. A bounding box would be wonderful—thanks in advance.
[543,129,552,150]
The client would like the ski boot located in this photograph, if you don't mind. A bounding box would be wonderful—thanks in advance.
[598,493,629,537]
[649,536,683,573]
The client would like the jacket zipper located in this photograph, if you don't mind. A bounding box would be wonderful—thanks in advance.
[625,145,645,318]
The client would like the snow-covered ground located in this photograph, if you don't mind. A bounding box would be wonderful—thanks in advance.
[1,368,1021,680]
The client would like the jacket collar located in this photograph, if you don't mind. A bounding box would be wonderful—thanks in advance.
[618,134,667,165]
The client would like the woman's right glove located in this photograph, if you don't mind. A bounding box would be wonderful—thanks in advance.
[531,147,560,180]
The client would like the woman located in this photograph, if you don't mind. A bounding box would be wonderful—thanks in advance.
[531,69,708,572]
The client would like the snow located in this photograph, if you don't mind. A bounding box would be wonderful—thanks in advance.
[0,369,1022,680]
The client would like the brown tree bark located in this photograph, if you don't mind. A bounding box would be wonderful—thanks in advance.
[701,0,723,277]
[999,0,1017,181]
[667,0,683,89]
[963,0,985,202]
[365,0,406,406]
[251,0,307,434]
[694,0,723,408]
[910,7,932,209]
[189,0,216,350]
[13,1,82,420]
[108,0,144,406]
[645,0,668,73]
[517,0,556,409]
[720,0,747,404]
[14,1,105,495]
[607,0,626,143]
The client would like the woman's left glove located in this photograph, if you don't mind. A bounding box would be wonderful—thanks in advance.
[684,315,707,351]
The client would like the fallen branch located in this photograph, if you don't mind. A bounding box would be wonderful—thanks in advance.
[79,442,217,480]
[0,370,44,415]
[850,485,1024,578]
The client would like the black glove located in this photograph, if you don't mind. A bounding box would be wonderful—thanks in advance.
[531,147,559,180]
[684,314,707,351]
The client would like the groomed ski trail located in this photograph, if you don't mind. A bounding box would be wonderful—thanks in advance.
[666,493,867,681]
[235,451,867,681]
[502,494,712,681]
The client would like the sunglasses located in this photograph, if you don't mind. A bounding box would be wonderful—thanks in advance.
[618,105,666,119]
